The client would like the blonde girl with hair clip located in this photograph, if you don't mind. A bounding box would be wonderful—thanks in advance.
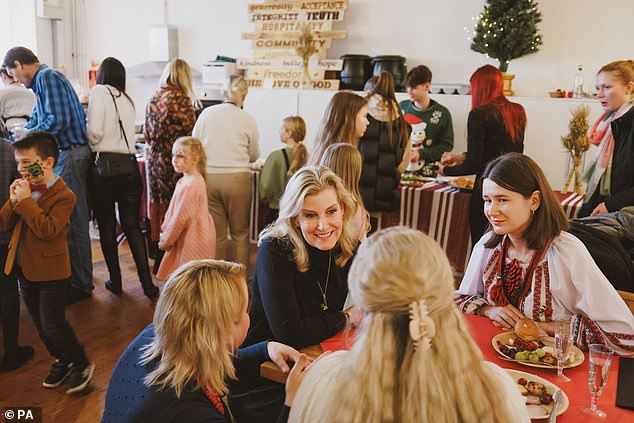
[309,91,369,165]
[319,143,370,240]
[260,116,309,224]
[103,260,303,423]
[193,74,260,268]
[289,227,529,423]
[156,136,216,280]
[145,58,197,258]
[230,165,362,423]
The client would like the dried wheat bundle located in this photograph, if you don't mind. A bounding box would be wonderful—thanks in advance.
[561,105,591,194]
[295,25,318,86]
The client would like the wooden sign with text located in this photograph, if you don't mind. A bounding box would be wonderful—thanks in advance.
[249,10,345,23]
[243,0,347,90]
[246,68,325,80]
[248,1,347,13]
[246,78,339,90]
[237,58,343,70]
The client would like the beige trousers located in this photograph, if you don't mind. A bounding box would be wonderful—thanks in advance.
[205,172,251,266]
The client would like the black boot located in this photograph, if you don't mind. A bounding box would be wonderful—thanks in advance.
[104,279,122,296]
[141,281,159,298]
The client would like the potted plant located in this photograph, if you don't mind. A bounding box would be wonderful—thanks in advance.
[470,0,543,95]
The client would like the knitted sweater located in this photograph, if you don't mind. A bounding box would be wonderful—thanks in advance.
[193,103,260,174]
[399,99,454,162]
[157,174,216,280]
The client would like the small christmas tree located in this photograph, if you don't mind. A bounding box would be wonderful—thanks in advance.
[470,0,543,73]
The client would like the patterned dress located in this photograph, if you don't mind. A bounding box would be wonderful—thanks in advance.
[144,86,196,241]
[456,232,634,354]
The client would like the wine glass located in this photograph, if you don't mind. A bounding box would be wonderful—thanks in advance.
[554,319,572,382]
[583,344,614,418]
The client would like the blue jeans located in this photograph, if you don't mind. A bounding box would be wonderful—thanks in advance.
[54,144,93,292]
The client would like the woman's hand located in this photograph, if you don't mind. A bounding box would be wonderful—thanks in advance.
[440,152,465,166]
[266,341,301,374]
[435,162,446,176]
[284,353,311,407]
[591,202,608,216]
[481,304,525,329]
[284,351,331,407]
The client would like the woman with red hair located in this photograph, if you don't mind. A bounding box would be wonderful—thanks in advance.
[438,65,526,242]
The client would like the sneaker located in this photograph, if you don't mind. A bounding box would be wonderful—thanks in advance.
[66,362,95,394]
[43,360,73,388]
[2,345,35,371]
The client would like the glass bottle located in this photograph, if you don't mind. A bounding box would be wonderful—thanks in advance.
[573,65,584,98]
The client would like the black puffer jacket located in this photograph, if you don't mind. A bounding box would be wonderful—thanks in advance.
[358,115,409,212]
[569,206,634,292]
[580,106,634,216]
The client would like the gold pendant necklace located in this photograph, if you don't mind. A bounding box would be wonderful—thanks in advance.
[315,251,332,311]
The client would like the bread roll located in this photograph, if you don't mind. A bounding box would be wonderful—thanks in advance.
[515,318,540,341]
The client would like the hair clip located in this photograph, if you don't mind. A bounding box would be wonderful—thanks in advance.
[408,299,436,351]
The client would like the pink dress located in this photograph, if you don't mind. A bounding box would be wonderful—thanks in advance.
[157,174,216,280]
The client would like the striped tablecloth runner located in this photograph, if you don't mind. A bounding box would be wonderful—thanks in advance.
[555,190,584,219]
[381,182,472,276]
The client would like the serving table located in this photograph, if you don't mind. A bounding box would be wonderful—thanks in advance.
[261,314,632,422]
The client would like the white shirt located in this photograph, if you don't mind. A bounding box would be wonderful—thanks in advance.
[0,84,36,129]
[456,231,634,354]
[87,84,136,154]
[192,102,260,174]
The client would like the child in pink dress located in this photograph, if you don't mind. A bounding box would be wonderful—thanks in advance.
[157,137,216,280]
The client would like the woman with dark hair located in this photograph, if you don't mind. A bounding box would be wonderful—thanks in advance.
[439,65,526,242]
[87,57,158,297]
[309,91,368,165]
[455,153,634,354]
[358,72,410,231]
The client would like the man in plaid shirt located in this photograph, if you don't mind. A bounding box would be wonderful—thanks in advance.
[3,47,93,302]
[0,137,34,370]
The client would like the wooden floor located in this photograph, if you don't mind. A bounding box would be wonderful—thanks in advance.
[0,241,160,422]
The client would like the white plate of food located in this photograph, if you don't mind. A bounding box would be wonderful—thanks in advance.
[493,331,584,370]
[505,369,569,419]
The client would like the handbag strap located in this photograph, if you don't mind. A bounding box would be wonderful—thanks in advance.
[281,148,290,171]
[107,87,134,154]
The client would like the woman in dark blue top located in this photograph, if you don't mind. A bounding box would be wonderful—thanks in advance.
[439,65,526,243]
[102,260,300,423]
[231,166,362,423]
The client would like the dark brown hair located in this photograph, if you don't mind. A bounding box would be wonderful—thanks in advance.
[482,153,568,251]
[12,131,60,165]
[404,65,432,88]
[3,47,39,69]
[310,91,367,165]
[364,72,409,151]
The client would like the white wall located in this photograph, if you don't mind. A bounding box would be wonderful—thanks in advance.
[0,0,38,61]
[80,0,634,99]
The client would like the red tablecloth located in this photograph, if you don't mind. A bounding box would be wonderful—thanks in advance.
[320,314,633,422]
